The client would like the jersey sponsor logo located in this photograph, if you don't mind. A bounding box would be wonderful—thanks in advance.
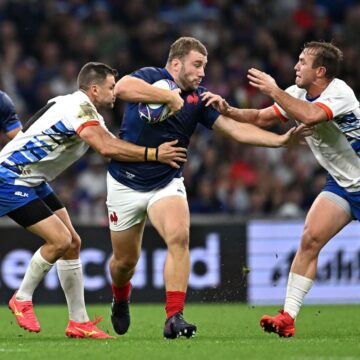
[187,93,199,105]
[14,191,29,198]
[110,211,118,224]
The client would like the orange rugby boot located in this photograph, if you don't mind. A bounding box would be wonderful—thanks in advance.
[8,292,41,333]
[260,309,295,337]
[65,316,114,339]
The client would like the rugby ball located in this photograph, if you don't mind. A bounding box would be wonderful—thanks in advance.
[139,79,178,124]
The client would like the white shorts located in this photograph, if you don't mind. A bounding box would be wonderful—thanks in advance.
[106,173,187,231]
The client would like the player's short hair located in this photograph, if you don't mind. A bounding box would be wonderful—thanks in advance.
[77,62,118,91]
[303,41,343,79]
[167,37,208,63]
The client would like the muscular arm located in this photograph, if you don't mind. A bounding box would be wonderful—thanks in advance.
[201,91,279,128]
[270,88,327,125]
[114,75,183,114]
[78,124,187,168]
[79,124,147,161]
[225,106,279,128]
[248,68,328,126]
[213,115,299,148]
[115,75,173,103]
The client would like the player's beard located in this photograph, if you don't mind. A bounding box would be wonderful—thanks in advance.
[178,67,200,91]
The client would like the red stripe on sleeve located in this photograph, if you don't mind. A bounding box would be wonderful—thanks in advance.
[76,120,100,135]
[272,104,288,123]
[314,102,333,120]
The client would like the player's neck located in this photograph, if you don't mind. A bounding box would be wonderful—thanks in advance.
[306,78,332,98]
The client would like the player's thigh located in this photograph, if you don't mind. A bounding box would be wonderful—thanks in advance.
[110,220,145,263]
[148,196,190,245]
[106,173,149,231]
[6,191,71,245]
[302,193,352,249]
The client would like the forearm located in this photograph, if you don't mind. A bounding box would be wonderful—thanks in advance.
[229,122,283,147]
[224,107,277,128]
[102,138,157,162]
[271,88,322,125]
[213,116,283,148]
[115,76,172,103]
[226,107,257,122]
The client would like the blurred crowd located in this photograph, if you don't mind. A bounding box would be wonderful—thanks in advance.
[1,0,359,224]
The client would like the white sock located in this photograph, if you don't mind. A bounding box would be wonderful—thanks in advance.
[57,259,89,323]
[16,248,53,301]
[284,272,313,319]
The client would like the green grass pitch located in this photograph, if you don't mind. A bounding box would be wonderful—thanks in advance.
[1,303,360,360]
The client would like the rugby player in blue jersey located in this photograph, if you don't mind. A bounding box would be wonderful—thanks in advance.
[108,37,310,339]
[0,62,187,338]
[0,90,22,141]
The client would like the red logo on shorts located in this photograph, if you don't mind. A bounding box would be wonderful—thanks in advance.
[187,93,199,105]
[110,211,118,224]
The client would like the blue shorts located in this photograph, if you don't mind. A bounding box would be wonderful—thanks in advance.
[0,182,53,217]
[322,176,360,221]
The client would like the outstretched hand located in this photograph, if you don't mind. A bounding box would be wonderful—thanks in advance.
[201,91,231,114]
[248,68,279,96]
[157,139,187,168]
[281,124,314,147]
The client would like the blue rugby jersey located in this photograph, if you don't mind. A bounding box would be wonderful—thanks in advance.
[108,67,220,190]
[0,90,21,133]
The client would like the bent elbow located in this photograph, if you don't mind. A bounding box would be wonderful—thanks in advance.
[114,76,131,98]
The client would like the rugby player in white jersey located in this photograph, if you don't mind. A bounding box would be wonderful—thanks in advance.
[203,41,359,337]
[0,62,187,338]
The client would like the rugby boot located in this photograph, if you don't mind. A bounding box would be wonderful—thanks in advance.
[65,316,114,339]
[163,312,197,339]
[111,298,130,335]
[8,292,40,333]
[260,309,295,337]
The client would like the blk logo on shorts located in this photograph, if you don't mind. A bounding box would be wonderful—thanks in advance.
[187,93,199,105]
[14,191,29,198]
[110,211,118,224]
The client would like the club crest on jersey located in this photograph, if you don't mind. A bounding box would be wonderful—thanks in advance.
[187,93,199,105]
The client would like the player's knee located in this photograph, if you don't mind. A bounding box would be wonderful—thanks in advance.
[300,228,323,255]
[69,232,82,253]
[51,228,72,256]
[166,227,189,249]
[112,256,137,273]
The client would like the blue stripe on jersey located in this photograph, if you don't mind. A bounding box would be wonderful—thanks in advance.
[23,139,48,159]
[350,139,360,155]
[1,160,21,174]
[8,149,37,164]
[51,121,74,136]
[336,112,360,133]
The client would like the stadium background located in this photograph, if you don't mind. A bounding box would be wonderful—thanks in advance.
[1,0,360,305]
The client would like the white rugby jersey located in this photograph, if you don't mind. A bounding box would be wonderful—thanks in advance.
[0,90,105,187]
[273,78,360,192]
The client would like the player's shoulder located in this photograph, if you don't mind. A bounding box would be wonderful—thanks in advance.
[325,78,355,96]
